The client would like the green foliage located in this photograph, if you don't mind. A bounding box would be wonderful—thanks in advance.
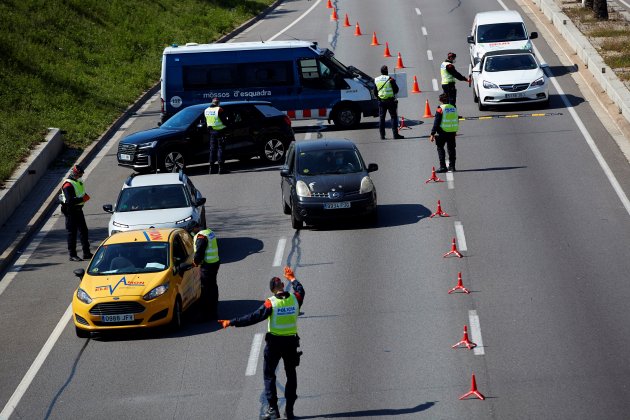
[0,0,273,181]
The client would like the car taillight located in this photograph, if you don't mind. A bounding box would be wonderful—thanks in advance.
[283,115,292,127]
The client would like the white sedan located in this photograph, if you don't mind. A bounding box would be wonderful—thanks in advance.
[471,49,549,111]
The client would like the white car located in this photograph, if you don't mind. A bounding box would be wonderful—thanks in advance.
[471,50,549,111]
[103,171,206,235]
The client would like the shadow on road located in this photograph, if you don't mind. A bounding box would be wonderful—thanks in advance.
[308,203,431,231]
[218,236,264,264]
[296,401,437,418]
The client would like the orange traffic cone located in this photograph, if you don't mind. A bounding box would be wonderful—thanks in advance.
[430,200,449,218]
[330,7,338,21]
[443,238,463,258]
[459,374,485,400]
[354,22,363,36]
[425,166,445,184]
[383,42,392,58]
[370,32,380,46]
[326,0,332,8]
[395,52,405,69]
[411,75,421,93]
[398,116,411,131]
[343,13,351,27]
[448,272,470,294]
[452,325,477,350]
[422,99,433,118]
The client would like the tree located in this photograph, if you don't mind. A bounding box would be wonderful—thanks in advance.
[583,0,594,8]
[593,0,609,20]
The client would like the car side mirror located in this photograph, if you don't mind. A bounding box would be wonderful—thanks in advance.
[467,35,474,44]
[280,168,291,177]
[196,197,206,206]
[73,268,85,280]
[178,262,193,276]
[472,63,481,73]
[367,163,378,173]
[103,204,113,213]
[530,32,538,40]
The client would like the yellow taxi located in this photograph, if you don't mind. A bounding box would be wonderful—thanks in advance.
[72,228,201,337]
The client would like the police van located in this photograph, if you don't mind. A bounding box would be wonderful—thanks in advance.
[161,41,380,128]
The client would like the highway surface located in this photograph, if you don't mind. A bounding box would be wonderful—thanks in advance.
[1,0,630,419]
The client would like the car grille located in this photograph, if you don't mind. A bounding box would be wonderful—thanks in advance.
[311,190,360,198]
[500,83,530,92]
[90,302,145,315]
[118,143,137,155]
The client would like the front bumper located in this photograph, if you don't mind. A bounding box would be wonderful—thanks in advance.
[479,84,548,105]
[294,192,376,223]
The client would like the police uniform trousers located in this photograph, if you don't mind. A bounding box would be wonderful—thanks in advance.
[263,333,299,408]
[65,207,90,257]
[209,130,225,166]
[435,132,457,169]
[378,99,399,138]
[442,83,458,107]
[200,262,220,318]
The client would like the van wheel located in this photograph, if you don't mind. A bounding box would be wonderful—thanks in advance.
[169,297,183,332]
[261,137,287,163]
[333,104,361,128]
[161,150,185,172]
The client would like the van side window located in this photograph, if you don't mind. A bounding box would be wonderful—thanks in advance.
[184,64,238,90]
[299,58,339,90]
[184,62,293,90]
[243,61,293,86]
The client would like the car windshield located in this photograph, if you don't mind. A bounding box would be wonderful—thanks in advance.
[477,22,527,43]
[297,149,363,175]
[161,107,202,130]
[87,242,170,275]
[484,54,538,72]
[116,184,190,212]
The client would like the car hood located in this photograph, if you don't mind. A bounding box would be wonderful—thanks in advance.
[82,272,167,299]
[483,68,543,84]
[300,172,367,195]
[121,127,180,145]
[113,208,193,229]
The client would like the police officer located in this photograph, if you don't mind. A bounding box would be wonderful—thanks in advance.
[374,65,404,140]
[204,97,228,174]
[430,93,459,173]
[219,266,304,420]
[60,165,92,261]
[440,52,470,107]
[191,222,220,320]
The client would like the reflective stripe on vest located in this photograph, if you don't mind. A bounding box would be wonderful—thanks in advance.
[374,75,394,100]
[440,61,456,84]
[194,229,219,263]
[267,294,299,336]
[61,179,85,206]
[440,104,459,132]
[204,106,225,131]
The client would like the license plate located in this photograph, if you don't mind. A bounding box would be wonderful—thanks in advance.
[101,314,134,323]
[505,93,525,99]
[119,153,132,161]
[324,202,350,209]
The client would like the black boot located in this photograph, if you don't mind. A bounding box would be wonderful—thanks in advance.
[218,164,228,175]
[208,164,215,175]
[260,405,279,420]
[285,399,296,419]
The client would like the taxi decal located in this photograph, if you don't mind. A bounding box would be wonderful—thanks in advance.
[143,230,164,241]
[96,276,145,295]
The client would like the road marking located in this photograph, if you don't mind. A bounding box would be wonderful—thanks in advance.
[618,0,630,9]
[273,237,287,267]
[0,305,72,419]
[468,310,485,356]
[446,172,454,189]
[267,0,321,41]
[421,27,427,36]
[427,50,433,61]
[460,112,563,121]
[454,221,467,251]
[432,79,438,91]
[328,33,333,44]
[415,7,421,15]
[245,333,265,376]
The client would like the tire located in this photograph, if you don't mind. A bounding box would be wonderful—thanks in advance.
[169,297,183,332]
[261,137,287,163]
[75,326,90,339]
[282,192,291,215]
[473,87,479,103]
[332,104,361,129]
[161,150,186,173]
[291,202,303,229]
[478,98,487,112]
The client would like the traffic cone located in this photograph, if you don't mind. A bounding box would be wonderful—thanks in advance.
[354,22,363,36]
[430,200,449,218]
[330,7,338,21]
[398,116,411,131]
[448,272,470,294]
[422,99,433,118]
[459,373,485,400]
[383,42,392,58]
[396,52,405,69]
[452,325,477,350]
[326,0,332,8]
[343,13,351,27]
[370,32,380,46]
[443,238,463,258]
[411,75,421,93]
[425,166,444,184]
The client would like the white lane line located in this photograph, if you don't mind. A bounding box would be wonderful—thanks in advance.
[267,0,321,41]
[427,50,433,61]
[446,172,454,189]
[245,333,265,376]
[0,305,72,419]
[468,310,485,356]
[432,79,438,91]
[415,7,421,15]
[454,221,467,251]
[618,0,630,9]
[273,237,287,267]
[421,27,427,36]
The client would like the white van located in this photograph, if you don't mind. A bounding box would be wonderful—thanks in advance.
[467,10,538,66]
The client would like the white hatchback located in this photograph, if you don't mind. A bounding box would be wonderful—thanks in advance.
[471,50,549,111]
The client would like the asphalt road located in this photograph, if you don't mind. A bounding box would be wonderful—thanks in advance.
[1,0,630,419]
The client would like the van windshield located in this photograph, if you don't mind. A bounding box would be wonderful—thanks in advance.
[477,22,527,43]
[162,107,201,129]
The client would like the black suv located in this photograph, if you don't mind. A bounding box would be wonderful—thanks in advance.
[117,101,295,172]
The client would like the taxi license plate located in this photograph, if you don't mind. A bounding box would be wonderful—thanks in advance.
[324,202,350,209]
[505,93,525,99]
[119,153,132,161]
[102,314,134,323]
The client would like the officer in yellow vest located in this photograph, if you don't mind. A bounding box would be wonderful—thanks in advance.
[430,93,459,172]
[192,222,220,320]
[204,97,228,174]
[374,65,404,140]
[60,165,92,261]
[440,52,470,107]
[219,266,304,420]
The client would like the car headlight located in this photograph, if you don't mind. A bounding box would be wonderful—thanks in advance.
[143,283,169,301]
[112,221,129,229]
[296,180,311,197]
[138,141,157,150]
[77,288,92,304]
[530,77,545,87]
[175,215,192,225]
[359,176,374,194]
[483,80,498,89]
